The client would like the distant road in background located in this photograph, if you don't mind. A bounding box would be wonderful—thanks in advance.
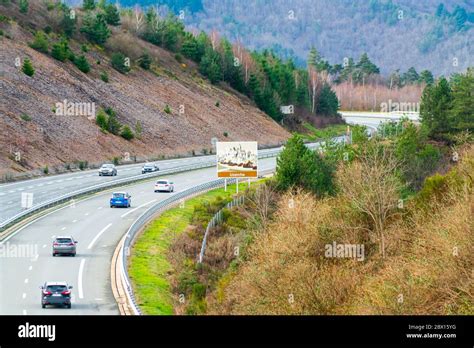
[340,111,420,132]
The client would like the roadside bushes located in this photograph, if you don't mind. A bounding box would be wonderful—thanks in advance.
[276,134,335,196]
[95,107,135,141]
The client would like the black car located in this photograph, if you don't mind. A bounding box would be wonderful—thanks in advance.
[40,282,73,308]
[142,163,159,174]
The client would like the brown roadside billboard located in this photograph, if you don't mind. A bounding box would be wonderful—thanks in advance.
[216,142,258,178]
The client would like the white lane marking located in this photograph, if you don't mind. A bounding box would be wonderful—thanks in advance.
[22,310,27,315]
[24,278,28,284]
[97,207,103,210]
[18,188,24,191]
[8,190,14,193]
[37,184,44,187]
[72,219,78,223]
[94,298,103,301]
[78,259,85,299]
[28,186,34,189]
[61,227,66,230]
[42,244,46,248]
[22,293,26,299]
[84,212,89,216]
[87,223,113,249]
[28,266,33,271]
[120,199,157,218]
[0,193,4,196]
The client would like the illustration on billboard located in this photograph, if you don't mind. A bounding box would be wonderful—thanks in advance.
[216,142,258,178]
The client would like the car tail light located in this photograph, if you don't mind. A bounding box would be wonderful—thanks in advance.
[61,290,71,295]
[43,291,52,295]
[67,242,75,246]
[53,242,59,246]
[164,184,169,186]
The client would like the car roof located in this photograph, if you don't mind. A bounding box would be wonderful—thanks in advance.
[112,191,128,194]
[102,163,114,166]
[144,162,155,165]
[156,179,170,182]
[45,281,68,286]
[55,236,73,239]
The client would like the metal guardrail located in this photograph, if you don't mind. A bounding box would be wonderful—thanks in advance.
[119,169,274,315]
[0,148,284,233]
[198,195,245,264]
[119,178,237,315]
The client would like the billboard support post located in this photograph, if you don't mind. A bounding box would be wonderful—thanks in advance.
[248,178,250,188]
[224,178,227,192]
[236,178,239,194]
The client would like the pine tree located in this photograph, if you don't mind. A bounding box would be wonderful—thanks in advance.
[21,58,35,77]
[419,70,434,85]
[449,68,474,132]
[199,47,223,84]
[74,55,91,73]
[111,52,130,74]
[420,77,453,138]
[80,13,111,45]
[104,4,120,26]
[181,33,199,61]
[83,0,95,11]
[402,67,419,85]
[138,52,152,70]
[317,83,339,116]
[29,31,49,53]
[19,0,28,13]
[61,8,76,38]
[51,39,69,62]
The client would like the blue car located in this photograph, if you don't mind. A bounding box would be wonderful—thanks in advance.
[110,192,131,208]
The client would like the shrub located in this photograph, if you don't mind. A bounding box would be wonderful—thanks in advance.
[29,31,49,53]
[120,125,134,140]
[223,131,228,137]
[43,166,49,174]
[107,113,121,135]
[95,110,108,131]
[174,53,183,63]
[21,58,35,77]
[138,52,151,70]
[112,157,120,165]
[51,40,69,62]
[43,26,52,34]
[20,113,31,121]
[80,13,110,45]
[111,52,130,74]
[78,161,88,170]
[134,120,143,139]
[104,3,120,26]
[215,101,220,107]
[100,71,109,82]
[81,44,89,53]
[276,134,335,196]
[164,105,171,114]
[82,0,95,11]
[19,0,28,13]
[73,55,91,73]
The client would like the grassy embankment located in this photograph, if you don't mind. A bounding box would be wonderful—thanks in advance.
[300,122,348,141]
[128,181,255,315]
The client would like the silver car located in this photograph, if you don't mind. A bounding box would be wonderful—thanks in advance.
[98,163,117,176]
[142,162,159,174]
[52,236,77,257]
[40,282,73,308]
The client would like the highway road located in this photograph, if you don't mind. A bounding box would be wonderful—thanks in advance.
[0,146,287,225]
[0,157,277,315]
[0,113,413,315]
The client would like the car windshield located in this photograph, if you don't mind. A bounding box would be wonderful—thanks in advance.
[113,193,125,198]
[157,181,168,184]
[46,285,67,292]
[56,238,72,244]
[102,164,113,168]
[144,164,153,167]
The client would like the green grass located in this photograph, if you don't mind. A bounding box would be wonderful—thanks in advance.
[128,182,254,315]
[300,122,348,141]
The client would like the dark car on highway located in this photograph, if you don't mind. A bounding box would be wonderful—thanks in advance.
[142,162,159,174]
[40,282,73,309]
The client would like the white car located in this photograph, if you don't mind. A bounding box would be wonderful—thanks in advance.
[98,164,117,176]
[154,180,174,192]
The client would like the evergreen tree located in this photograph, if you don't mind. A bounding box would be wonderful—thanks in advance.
[104,3,121,26]
[402,67,419,84]
[138,52,152,70]
[61,7,77,38]
[83,0,96,10]
[29,31,49,53]
[449,68,474,132]
[80,13,111,45]
[181,33,199,61]
[19,0,28,13]
[73,55,90,73]
[106,112,121,135]
[419,70,434,85]
[452,5,467,31]
[199,47,223,84]
[51,39,70,62]
[356,52,380,76]
[21,58,35,77]
[317,83,339,116]
[420,77,453,138]
[120,125,134,140]
[247,73,263,107]
[111,52,130,74]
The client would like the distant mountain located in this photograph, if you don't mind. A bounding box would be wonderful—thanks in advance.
[112,0,473,76]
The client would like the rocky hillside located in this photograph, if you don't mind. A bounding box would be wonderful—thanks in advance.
[0,1,289,179]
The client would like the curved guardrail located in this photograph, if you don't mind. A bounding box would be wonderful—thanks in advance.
[0,148,285,234]
[117,169,274,315]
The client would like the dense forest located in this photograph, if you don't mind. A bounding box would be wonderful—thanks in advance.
[103,0,473,76]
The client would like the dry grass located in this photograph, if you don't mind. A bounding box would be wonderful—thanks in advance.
[210,145,474,315]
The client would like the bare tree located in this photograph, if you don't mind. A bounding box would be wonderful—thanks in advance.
[336,144,403,258]
[308,67,326,114]
[247,182,277,228]
[134,5,144,33]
